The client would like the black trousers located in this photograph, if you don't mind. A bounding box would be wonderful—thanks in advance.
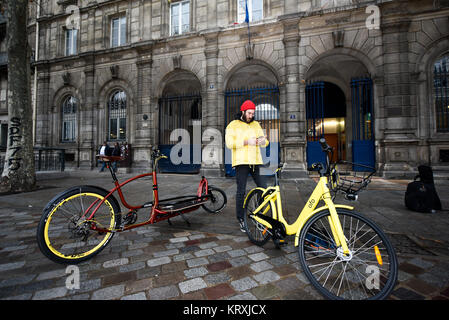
[235,165,267,221]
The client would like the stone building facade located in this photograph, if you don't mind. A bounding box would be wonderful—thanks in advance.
[2,0,448,178]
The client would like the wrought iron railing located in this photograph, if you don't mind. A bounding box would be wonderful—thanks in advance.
[0,147,65,174]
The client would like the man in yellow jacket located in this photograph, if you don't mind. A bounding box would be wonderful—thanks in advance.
[225,100,269,232]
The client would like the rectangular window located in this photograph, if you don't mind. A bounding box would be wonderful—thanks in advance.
[111,16,127,47]
[170,1,190,36]
[109,118,118,140]
[238,0,263,23]
[62,120,76,142]
[434,55,449,132]
[65,29,78,56]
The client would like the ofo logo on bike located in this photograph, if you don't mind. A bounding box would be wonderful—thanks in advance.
[168,123,279,175]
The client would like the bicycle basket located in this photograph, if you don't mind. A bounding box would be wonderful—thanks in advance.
[330,161,376,195]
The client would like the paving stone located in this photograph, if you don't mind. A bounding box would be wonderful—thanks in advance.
[208,252,229,263]
[269,256,290,267]
[184,267,209,279]
[213,245,232,253]
[399,262,425,275]
[227,292,258,300]
[0,261,26,272]
[153,249,179,257]
[194,249,215,257]
[392,287,425,300]
[244,246,264,254]
[148,285,179,300]
[227,249,246,258]
[250,261,273,273]
[253,270,280,284]
[147,256,171,267]
[405,278,439,295]
[248,252,269,262]
[189,234,206,240]
[199,242,218,249]
[170,237,189,243]
[407,257,436,269]
[204,272,232,285]
[186,257,209,268]
[174,231,191,237]
[231,276,258,291]
[103,258,129,268]
[251,283,282,299]
[36,268,66,281]
[207,261,233,272]
[229,256,251,267]
[179,277,207,294]
[119,261,146,273]
[275,276,306,292]
[204,283,236,300]
[121,292,147,300]
[173,252,194,262]
[33,286,68,300]
[91,285,125,300]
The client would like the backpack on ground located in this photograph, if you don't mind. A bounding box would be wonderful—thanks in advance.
[404,165,442,213]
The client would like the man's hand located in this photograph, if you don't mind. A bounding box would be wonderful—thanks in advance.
[244,138,258,146]
[256,136,266,146]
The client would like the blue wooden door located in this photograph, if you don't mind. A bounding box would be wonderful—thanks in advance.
[306,81,327,168]
[351,78,375,171]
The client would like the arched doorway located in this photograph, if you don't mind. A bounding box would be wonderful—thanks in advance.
[223,61,280,176]
[306,53,375,170]
[158,70,202,173]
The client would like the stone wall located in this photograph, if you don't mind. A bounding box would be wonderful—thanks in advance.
[24,0,449,177]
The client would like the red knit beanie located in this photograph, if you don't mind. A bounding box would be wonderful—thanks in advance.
[240,100,256,112]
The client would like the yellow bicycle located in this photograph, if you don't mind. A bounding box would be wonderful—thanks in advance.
[243,138,398,300]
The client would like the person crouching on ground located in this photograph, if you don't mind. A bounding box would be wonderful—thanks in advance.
[225,100,269,232]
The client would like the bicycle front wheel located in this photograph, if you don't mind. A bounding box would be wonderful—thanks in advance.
[37,186,120,264]
[244,189,273,246]
[202,186,227,213]
[298,209,398,300]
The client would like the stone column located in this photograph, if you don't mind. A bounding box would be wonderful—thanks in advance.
[380,18,418,178]
[201,30,222,177]
[280,15,307,179]
[80,54,96,169]
[34,65,50,148]
[134,44,154,170]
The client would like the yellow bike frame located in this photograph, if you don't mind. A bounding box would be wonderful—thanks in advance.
[244,176,353,255]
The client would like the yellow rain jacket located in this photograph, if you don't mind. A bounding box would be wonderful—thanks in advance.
[225,118,269,167]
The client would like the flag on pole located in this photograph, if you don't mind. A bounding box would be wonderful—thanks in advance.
[244,0,249,23]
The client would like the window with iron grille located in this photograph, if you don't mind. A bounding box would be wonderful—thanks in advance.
[434,54,449,132]
[170,0,190,36]
[108,90,127,141]
[61,95,77,142]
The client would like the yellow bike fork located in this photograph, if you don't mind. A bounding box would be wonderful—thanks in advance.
[323,196,351,255]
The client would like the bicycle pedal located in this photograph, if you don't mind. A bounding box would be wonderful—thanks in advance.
[273,238,288,246]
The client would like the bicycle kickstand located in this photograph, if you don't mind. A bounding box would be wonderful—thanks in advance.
[180,214,191,227]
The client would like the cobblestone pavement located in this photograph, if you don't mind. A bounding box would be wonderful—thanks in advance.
[0,171,448,301]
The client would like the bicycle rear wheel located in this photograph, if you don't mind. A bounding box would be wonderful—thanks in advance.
[243,189,272,246]
[37,186,120,264]
[298,208,398,300]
